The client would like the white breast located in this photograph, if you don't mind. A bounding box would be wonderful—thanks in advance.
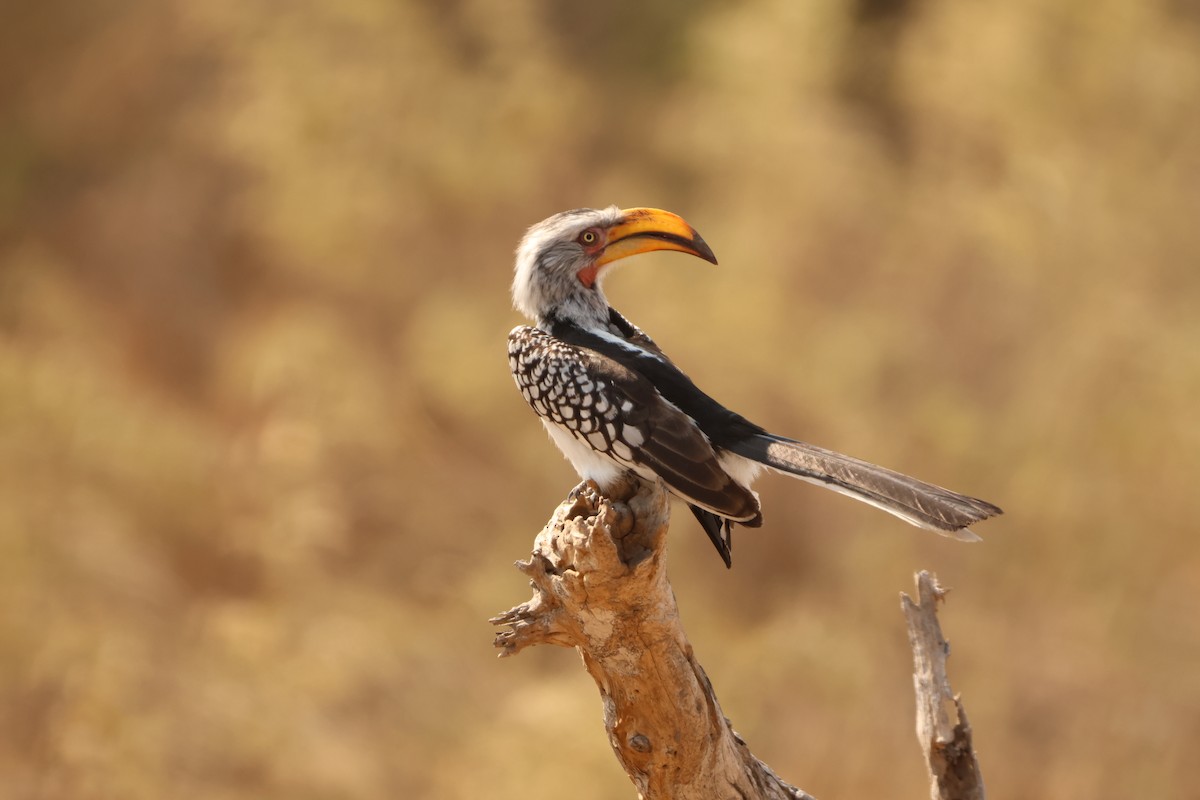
[540,418,657,489]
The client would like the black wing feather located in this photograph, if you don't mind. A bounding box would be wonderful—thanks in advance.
[550,316,766,445]
[509,326,761,524]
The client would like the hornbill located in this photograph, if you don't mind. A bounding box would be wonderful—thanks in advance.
[508,206,1001,566]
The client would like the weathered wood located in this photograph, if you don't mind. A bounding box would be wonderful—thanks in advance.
[491,478,814,800]
[493,482,988,800]
[901,571,986,800]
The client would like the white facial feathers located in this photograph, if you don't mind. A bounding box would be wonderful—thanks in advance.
[511,206,623,325]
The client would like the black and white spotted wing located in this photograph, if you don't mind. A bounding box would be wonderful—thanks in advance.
[508,325,761,524]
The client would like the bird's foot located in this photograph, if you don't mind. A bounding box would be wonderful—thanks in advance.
[565,480,604,518]
[567,480,597,502]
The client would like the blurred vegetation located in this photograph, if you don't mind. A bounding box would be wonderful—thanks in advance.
[2,0,1198,797]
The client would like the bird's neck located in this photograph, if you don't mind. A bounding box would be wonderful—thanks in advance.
[537,291,612,333]
[544,306,643,344]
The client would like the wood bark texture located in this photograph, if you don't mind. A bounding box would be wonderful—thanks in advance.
[491,478,813,800]
[492,480,987,800]
[902,571,986,800]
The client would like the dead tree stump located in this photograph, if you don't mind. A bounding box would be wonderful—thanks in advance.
[492,479,985,800]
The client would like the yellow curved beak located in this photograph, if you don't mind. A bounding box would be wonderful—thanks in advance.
[595,208,718,268]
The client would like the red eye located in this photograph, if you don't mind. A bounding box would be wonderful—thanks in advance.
[578,229,600,246]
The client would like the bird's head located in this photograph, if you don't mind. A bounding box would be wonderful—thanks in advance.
[512,206,717,326]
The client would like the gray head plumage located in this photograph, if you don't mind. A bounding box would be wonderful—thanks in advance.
[511,206,624,325]
[511,205,717,328]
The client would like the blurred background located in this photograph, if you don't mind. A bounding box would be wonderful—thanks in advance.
[2,0,1198,797]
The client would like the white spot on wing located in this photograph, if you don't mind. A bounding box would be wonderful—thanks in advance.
[622,425,644,447]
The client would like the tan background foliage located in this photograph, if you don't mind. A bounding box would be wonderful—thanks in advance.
[2,1,1198,797]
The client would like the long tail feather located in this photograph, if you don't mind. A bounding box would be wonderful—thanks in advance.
[727,434,1002,539]
[688,505,733,568]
